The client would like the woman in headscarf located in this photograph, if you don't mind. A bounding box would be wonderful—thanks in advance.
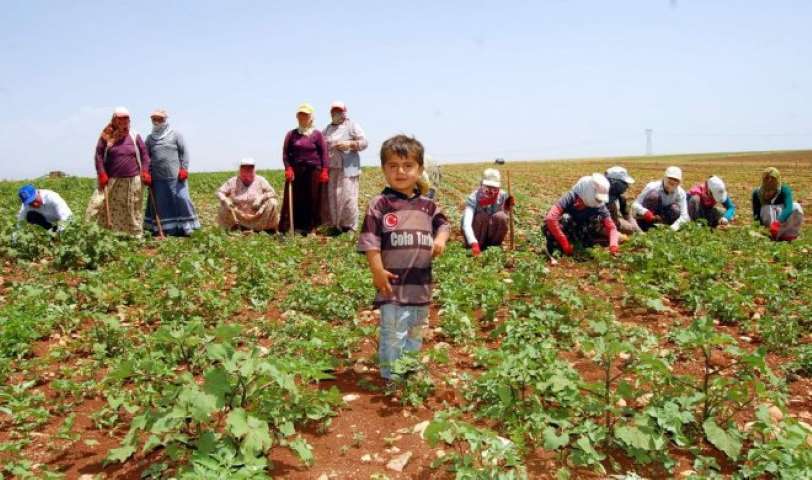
[279,103,329,235]
[461,168,514,256]
[752,167,804,241]
[687,175,736,228]
[143,109,200,236]
[322,101,368,234]
[216,158,279,232]
[632,166,690,232]
[544,173,619,256]
[87,107,151,236]
[420,154,442,200]
[604,166,641,235]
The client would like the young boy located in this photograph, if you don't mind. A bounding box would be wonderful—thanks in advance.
[357,135,450,380]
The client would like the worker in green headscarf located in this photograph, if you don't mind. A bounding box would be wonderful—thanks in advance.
[752,167,804,241]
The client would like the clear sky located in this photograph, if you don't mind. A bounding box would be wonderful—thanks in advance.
[1,0,810,180]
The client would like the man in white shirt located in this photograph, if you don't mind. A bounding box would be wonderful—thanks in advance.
[17,184,73,231]
[632,166,690,232]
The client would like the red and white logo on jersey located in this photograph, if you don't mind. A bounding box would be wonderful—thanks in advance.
[383,213,399,229]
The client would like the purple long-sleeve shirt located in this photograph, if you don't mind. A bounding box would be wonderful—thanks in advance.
[282,129,328,169]
[95,134,151,178]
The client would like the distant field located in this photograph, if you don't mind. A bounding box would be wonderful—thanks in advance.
[1,150,811,479]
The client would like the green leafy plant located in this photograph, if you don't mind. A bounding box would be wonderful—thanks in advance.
[389,352,435,406]
[424,411,528,479]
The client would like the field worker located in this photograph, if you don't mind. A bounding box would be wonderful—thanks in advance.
[322,101,368,235]
[632,166,689,232]
[88,107,151,236]
[279,103,329,235]
[16,184,72,231]
[687,175,736,228]
[752,167,804,241]
[544,173,619,256]
[143,109,200,237]
[357,135,450,381]
[461,168,515,256]
[216,158,280,232]
[604,166,641,235]
[418,154,442,200]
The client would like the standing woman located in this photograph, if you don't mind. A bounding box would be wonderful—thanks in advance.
[322,101,368,234]
[144,109,200,236]
[89,107,151,236]
[280,103,329,235]
[752,167,804,241]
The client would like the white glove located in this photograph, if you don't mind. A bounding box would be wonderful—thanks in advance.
[719,217,729,226]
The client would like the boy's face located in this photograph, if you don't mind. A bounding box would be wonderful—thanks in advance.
[383,154,423,195]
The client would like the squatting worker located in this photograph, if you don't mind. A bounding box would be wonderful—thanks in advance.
[687,175,736,228]
[216,158,280,232]
[632,166,690,232]
[604,166,641,236]
[752,167,804,241]
[16,184,72,232]
[544,173,620,257]
[461,168,515,256]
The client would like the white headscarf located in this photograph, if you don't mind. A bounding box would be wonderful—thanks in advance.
[572,174,609,208]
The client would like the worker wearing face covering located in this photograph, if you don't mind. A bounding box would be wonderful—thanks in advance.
[216,158,279,232]
[632,166,690,232]
[86,106,151,236]
[461,168,515,256]
[752,167,804,241]
[604,166,641,235]
[321,101,368,234]
[143,109,200,236]
[687,175,736,228]
[544,173,619,256]
[279,103,329,235]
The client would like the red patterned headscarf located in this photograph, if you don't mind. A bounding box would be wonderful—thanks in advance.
[100,114,129,146]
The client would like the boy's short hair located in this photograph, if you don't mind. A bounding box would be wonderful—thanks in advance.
[380,134,424,167]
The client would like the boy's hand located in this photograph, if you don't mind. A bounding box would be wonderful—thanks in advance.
[432,238,447,257]
[372,268,398,297]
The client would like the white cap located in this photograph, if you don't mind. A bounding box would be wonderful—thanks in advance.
[113,106,130,117]
[330,101,347,111]
[592,172,610,203]
[605,166,635,184]
[664,166,683,181]
[707,176,727,203]
[481,168,501,188]
[240,157,256,167]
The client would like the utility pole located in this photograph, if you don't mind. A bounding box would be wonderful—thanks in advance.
[645,129,653,156]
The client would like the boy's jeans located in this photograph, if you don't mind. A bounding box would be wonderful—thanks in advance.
[378,304,429,379]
